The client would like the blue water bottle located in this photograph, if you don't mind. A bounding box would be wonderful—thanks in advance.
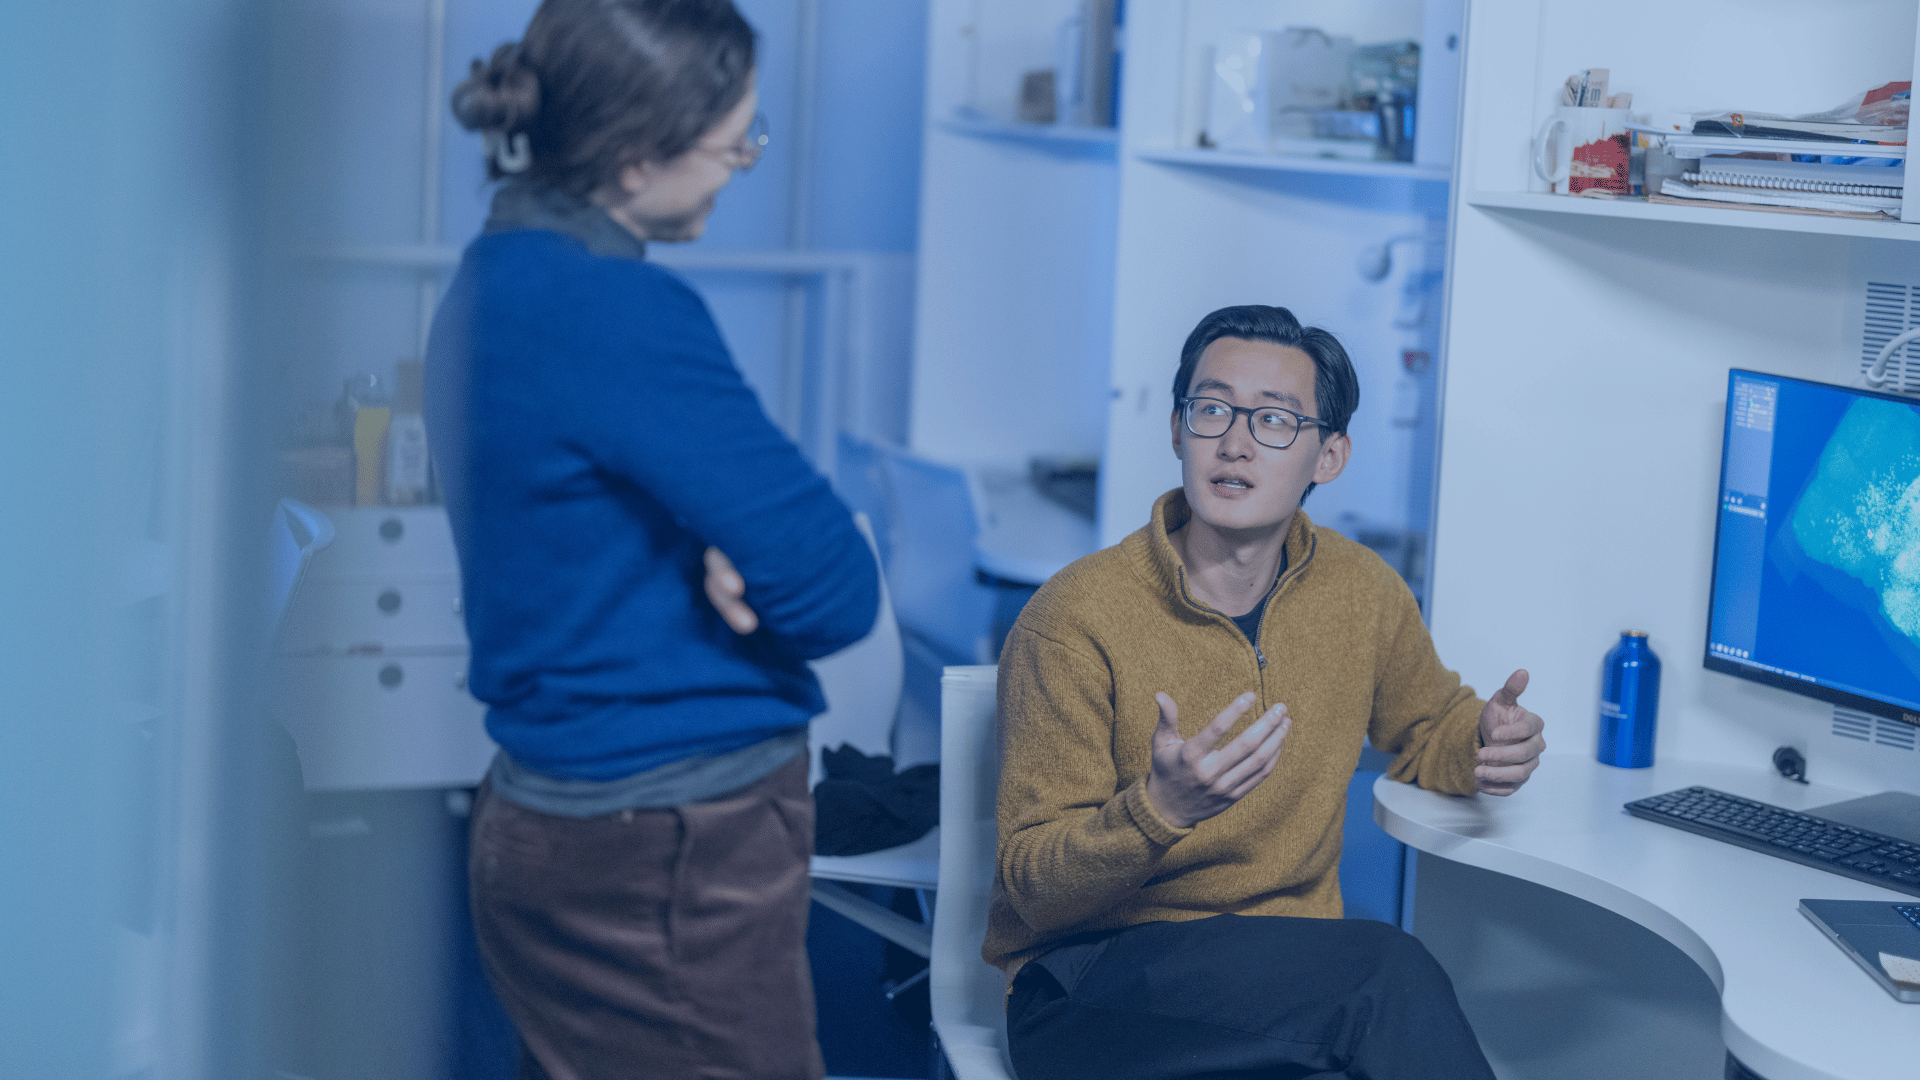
[1598,631,1661,768]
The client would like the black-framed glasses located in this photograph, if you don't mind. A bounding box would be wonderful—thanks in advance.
[1178,395,1332,450]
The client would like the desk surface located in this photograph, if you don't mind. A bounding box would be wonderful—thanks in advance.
[970,467,1099,586]
[1375,755,1919,1080]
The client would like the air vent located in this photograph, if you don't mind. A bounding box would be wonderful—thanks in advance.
[1877,719,1919,751]
[1861,281,1920,392]
[1833,706,1917,750]
[1833,707,1874,742]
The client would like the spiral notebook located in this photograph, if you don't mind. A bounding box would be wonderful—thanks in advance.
[1686,157,1905,197]
[1660,179,1901,215]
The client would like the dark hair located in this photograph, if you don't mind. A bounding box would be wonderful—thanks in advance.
[450,0,756,195]
[1172,305,1360,502]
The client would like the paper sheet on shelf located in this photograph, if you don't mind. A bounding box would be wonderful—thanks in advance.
[1646,193,1897,222]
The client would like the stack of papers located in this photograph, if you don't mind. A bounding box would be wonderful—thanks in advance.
[1659,157,1905,217]
[1644,81,1910,219]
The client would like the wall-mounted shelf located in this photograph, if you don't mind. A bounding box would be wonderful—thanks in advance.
[1464,190,1920,243]
[1135,146,1450,184]
[319,244,910,467]
[936,116,1119,152]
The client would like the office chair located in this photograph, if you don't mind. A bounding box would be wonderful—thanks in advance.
[833,433,896,572]
[269,498,335,641]
[882,451,996,666]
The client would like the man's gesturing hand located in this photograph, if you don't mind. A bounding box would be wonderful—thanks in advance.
[703,547,759,635]
[1476,669,1546,796]
[1144,692,1291,830]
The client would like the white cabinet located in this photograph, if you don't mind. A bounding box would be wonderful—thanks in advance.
[274,506,494,791]
[913,0,1461,603]
[277,575,466,655]
[1432,0,1920,782]
[274,653,490,792]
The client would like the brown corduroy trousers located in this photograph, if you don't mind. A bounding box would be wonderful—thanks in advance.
[469,754,823,1080]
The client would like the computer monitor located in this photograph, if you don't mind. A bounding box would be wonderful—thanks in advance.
[1705,369,1920,730]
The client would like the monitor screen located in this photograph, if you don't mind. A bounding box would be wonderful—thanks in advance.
[1705,370,1920,728]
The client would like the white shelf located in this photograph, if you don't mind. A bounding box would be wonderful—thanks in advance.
[935,116,1118,151]
[1135,146,1450,183]
[1464,189,1920,242]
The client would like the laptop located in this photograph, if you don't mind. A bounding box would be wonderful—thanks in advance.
[1799,899,1920,1003]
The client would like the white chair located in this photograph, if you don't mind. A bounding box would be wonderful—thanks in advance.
[806,514,939,960]
[930,665,1016,1080]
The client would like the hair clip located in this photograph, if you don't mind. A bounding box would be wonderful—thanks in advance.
[485,130,532,174]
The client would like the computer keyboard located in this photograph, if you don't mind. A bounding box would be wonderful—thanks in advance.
[1899,905,1920,931]
[1625,786,1920,897]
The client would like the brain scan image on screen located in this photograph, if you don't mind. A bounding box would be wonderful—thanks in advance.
[1779,397,1920,680]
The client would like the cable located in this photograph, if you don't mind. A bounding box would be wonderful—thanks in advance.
[1866,325,1920,393]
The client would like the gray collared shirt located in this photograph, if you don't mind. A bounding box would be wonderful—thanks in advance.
[483,180,649,261]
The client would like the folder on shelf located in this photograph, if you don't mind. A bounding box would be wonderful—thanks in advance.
[1664,134,1907,161]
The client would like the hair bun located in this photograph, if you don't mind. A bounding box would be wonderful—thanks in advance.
[450,43,541,133]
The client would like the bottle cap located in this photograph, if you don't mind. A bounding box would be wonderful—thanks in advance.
[1623,630,1649,638]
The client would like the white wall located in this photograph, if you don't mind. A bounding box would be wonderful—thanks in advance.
[908,0,1120,465]
[1100,0,1451,554]
[1433,0,1920,796]
[304,0,928,448]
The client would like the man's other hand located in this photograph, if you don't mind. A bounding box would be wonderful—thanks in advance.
[703,546,759,634]
[1145,691,1291,830]
[1476,669,1545,795]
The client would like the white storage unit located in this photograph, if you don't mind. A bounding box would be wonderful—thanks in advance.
[1416,2,1920,1077]
[913,0,1464,603]
[1434,0,1920,818]
[274,506,494,791]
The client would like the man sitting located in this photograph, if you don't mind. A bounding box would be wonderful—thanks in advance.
[989,305,1546,1080]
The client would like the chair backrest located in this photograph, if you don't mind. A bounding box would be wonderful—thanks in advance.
[268,498,334,642]
[833,432,895,572]
[883,452,996,664]
[930,664,1017,1079]
[806,513,904,788]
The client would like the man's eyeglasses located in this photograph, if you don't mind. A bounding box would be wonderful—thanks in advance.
[1178,396,1332,450]
[699,113,770,173]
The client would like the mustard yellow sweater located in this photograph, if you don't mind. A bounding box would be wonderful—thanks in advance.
[986,490,1486,977]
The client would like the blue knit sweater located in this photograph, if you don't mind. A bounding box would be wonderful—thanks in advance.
[424,206,879,782]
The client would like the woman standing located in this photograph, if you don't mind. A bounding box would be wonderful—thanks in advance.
[424,3,879,1077]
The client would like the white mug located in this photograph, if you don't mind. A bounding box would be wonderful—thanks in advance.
[1534,106,1632,195]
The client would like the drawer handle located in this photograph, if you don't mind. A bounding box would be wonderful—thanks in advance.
[377,589,402,614]
[378,663,404,689]
[379,517,404,542]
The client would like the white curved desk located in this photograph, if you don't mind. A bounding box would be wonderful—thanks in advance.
[1375,755,1919,1080]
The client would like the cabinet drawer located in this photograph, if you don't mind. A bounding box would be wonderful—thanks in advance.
[272,653,494,791]
[305,506,461,579]
[279,574,467,653]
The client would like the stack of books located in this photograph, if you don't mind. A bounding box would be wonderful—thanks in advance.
[1658,157,1905,218]
[1651,82,1908,219]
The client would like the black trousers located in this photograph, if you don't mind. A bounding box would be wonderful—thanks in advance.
[1006,914,1495,1080]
